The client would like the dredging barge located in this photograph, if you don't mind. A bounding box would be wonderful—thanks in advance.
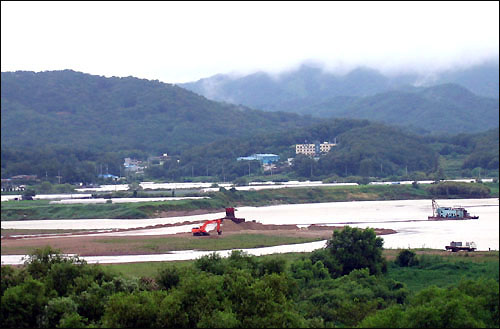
[428,199,479,220]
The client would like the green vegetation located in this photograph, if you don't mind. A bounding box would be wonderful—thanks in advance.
[1,70,317,155]
[426,181,491,197]
[387,252,500,292]
[2,69,498,185]
[94,234,322,253]
[182,63,500,121]
[2,228,498,328]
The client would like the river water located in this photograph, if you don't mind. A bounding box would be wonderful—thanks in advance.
[1,198,498,265]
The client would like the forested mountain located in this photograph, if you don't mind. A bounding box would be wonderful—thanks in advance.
[300,84,499,134]
[1,70,497,183]
[431,60,499,98]
[0,70,319,154]
[180,65,417,111]
[180,61,499,134]
[147,118,440,181]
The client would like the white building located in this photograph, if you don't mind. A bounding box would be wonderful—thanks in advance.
[295,141,336,156]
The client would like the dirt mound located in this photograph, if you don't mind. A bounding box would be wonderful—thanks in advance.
[222,220,298,232]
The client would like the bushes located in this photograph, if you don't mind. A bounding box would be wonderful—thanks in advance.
[1,246,497,328]
[395,250,419,267]
[326,226,387,276]
[426,181,491,197]
[359,278,499,328]
[156,266,180,290]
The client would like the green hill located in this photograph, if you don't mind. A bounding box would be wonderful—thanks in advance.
[301,84,499,134]
[1,70,318,154]
[158,119,440,180]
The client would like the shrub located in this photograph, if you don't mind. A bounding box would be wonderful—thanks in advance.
[326,226,386,276]
[156,266,180,290]
[395,250,419,267]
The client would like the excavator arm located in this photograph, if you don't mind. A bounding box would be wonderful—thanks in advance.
[191,208,245,236]
[192,219,222,236]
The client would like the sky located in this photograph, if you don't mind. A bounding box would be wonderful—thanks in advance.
[1,1,499,83]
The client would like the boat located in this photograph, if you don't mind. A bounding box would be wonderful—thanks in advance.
[428,199,479,220]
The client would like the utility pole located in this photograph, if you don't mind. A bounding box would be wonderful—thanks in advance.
[248,162,251,177]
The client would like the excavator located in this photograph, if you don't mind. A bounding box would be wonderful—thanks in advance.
[192,219,223,236]
[191,207,245,236]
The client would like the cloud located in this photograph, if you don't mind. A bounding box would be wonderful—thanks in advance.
[1,1,498,83]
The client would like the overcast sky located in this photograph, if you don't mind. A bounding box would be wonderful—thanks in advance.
[1,1,498,83]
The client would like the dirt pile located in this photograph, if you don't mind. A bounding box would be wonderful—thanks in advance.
[222,220,298,232]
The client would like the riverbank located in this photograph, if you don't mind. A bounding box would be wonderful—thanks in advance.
[1,219,397,256]
[2,182,497,221]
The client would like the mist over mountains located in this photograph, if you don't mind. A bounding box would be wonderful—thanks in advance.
[180,60,499,134]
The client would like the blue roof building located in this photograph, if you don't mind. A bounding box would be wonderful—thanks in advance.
[237,153,279,165]
[98,174,119,179]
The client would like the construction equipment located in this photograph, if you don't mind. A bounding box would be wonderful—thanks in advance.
[445,241,477,252]
[192,219,223,236]
[428,199,479,220]
[223,207,245,223]
[191,207,245,236]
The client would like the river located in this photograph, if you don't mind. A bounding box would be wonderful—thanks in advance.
[1,198,498,265]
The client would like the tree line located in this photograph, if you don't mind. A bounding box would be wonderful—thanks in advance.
[1,120,497,184]
[1,226,498,328]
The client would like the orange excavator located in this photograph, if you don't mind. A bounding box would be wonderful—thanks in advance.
[192,219,223,236]
[191,207,245,236]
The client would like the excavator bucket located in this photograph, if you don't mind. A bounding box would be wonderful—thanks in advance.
[224,207,245,224]
[225,207,235,218]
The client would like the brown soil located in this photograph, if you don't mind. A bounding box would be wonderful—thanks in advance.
[1,216,397,257]
[152,208,225,218]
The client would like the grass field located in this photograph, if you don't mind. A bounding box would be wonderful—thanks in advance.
[93,234,323,253]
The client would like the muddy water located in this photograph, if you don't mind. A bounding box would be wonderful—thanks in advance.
[2,198,498,265]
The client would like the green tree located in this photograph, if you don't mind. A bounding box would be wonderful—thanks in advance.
[40,296,83,328]
[326,226,386,276]
[395,249,419,267]
[156,266,180,291]
[101,291,163,328]
[38,181,53,193]
[359,279,499,328]
[1,279,49,328]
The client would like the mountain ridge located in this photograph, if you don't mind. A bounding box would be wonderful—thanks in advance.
[0,70,319,154]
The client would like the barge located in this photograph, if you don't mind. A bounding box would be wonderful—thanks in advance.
[428,199,479,220]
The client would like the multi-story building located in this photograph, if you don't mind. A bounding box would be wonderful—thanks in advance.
[295,141,336,156]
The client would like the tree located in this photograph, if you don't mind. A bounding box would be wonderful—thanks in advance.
[156,266,180,290]
[22,188,36,200]
[395,249,419,267]
[40,297,83,328]
[326,226,386,276]
[1,279,48,328]
[101,291,163,328]
[128,182,143,197]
